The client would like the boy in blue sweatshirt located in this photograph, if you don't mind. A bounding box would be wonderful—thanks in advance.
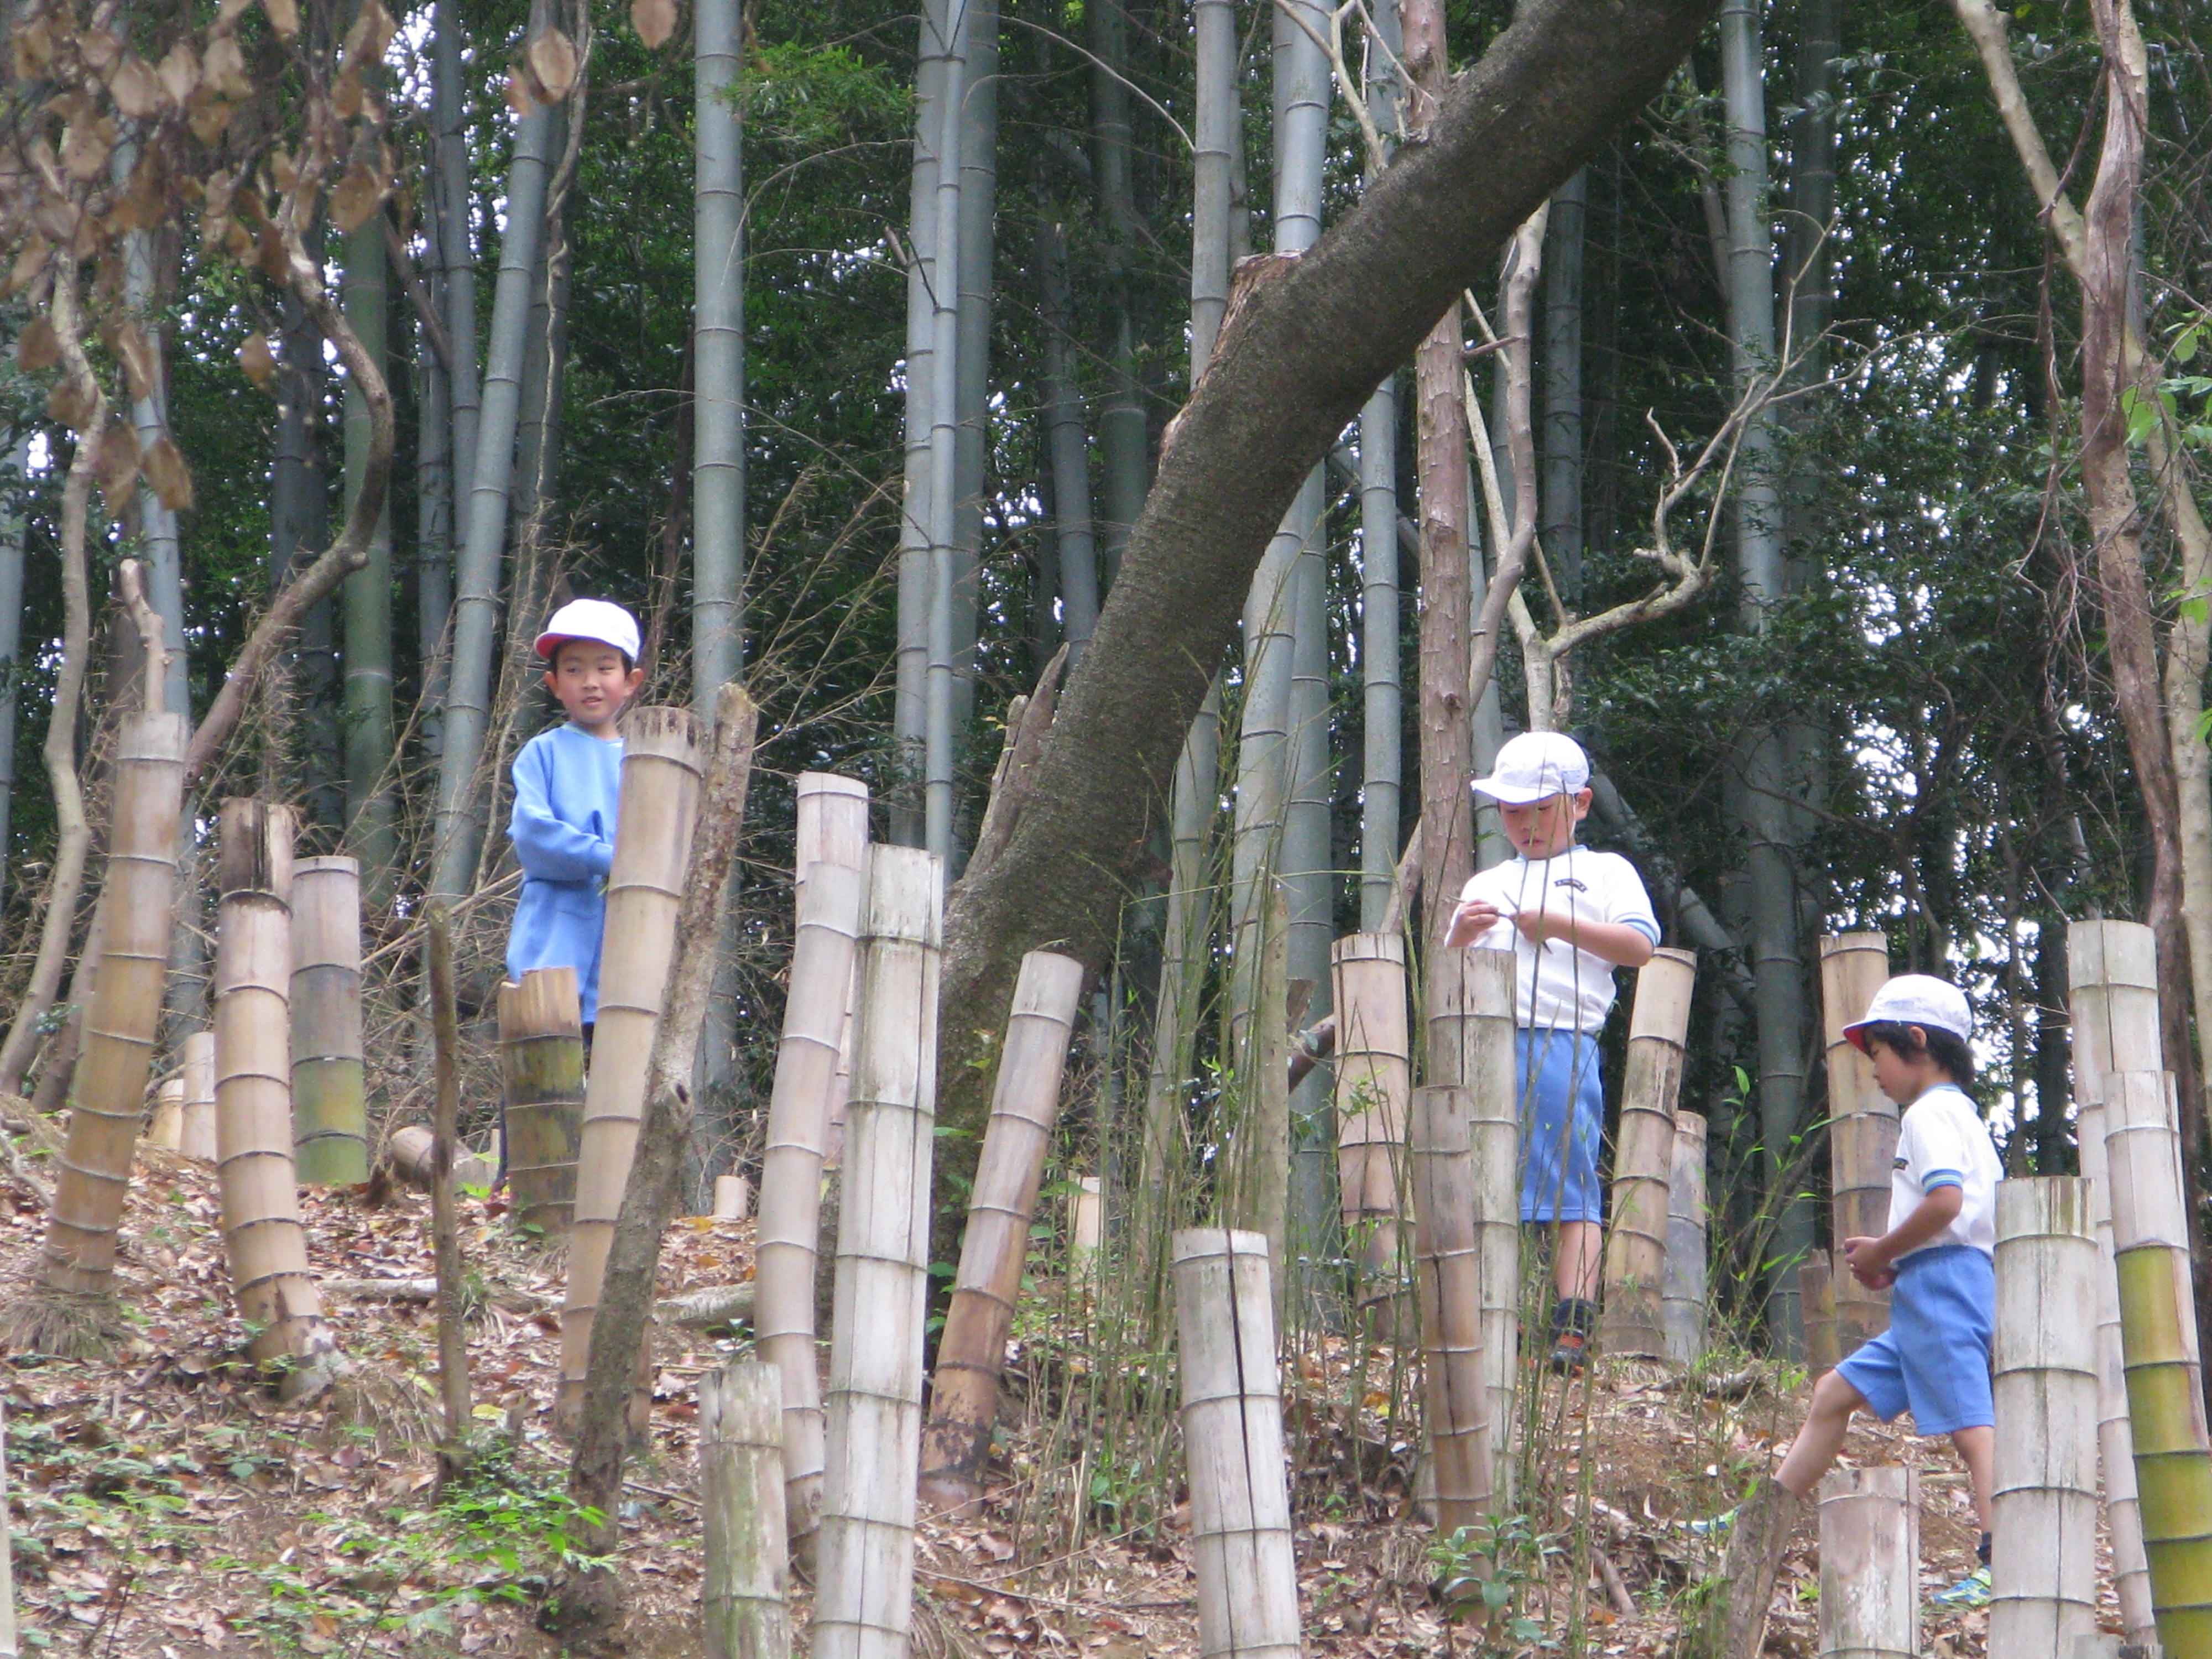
[506,598,646,1027]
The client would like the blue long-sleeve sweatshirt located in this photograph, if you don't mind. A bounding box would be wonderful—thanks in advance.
[507,723,624,1021]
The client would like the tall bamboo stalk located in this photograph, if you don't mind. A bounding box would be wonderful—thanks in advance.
[430,64,561,902]
[701,1363,791,1659]
[693,0,745,703]
[1990,1176,2099,1656]
[1223,878,1290,1281]
[893,0,952,843]
[1357,0,1402,932]
[1427,947,1519,1463]
[499,967,586,1238]
[947,0,997,740]
[1173,1229,1301,1659]
[2101,1068,2212,1650]
[1541,167,1586,603]
[1333,933,1412,1295]
[1599,948,1695,1357]
[919,950,1084,1514]
[1816,1466,1917,1659]
[560,708,703,1425]
[1819,933,1893,1355]
[180,1031,217,1163]
[213,801,342,1399]
[816,846,942,1659]
[2069,919,2161,1645]
[1410,1085,1491,1533]
[341,218,398,889]
[1663,1110,1709,1365]
[149,1081,185,1153]
[290,857,367,1185]
[20,701,185,1342]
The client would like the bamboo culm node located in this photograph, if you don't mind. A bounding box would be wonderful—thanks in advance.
[700,1362,792,1659]
[291,856,368,1186]
[1816,1465,1917,1659]
[1818,933,1895,1358]
[498,966,587,1240]
[1332,932,1412,1300]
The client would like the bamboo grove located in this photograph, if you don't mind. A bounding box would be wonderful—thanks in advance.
[1,0,2210,1644]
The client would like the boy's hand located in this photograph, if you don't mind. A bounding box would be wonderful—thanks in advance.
[1446,900,1510,948]
[1841,1235,1896,1289]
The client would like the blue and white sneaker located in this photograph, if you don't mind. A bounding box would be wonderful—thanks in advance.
[1687,1507,1736,1538]
[1927,1564,1992,1610]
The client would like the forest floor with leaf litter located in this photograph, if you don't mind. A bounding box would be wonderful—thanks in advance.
[0,1120,2120,1657]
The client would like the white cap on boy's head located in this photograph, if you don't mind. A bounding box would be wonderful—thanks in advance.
[1471,732,1592,804]
[535,598,641,663]
[1843,974,1973,1052]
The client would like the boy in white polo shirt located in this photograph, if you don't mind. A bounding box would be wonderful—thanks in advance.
[1713,975,2002,1614]
[1446,732,1659,1372]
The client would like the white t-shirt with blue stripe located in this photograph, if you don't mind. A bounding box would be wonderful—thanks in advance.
[1888,1082,2002,1260]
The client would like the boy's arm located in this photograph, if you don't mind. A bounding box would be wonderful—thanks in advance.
[1515,910,1656,967]
[1843,1183,1964,1286]
[510,746,616,883]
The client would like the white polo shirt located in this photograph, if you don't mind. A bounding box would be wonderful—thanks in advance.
[1888,1083,2001,1260]
[1459,847,1660,1035]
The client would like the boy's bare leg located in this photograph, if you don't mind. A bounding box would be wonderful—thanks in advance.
[1949,1426,1994,1533]
[1773,1369,1866,1499]
[1556,1220,1601,1302]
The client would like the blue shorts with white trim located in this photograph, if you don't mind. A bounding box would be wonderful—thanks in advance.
[1833,1243,1994,1436]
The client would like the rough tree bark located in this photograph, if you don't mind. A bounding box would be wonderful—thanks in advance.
[937,0,1718,1186]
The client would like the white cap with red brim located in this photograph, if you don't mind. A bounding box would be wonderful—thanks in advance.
[535,597,641,662]
[1842,973,1973,1052]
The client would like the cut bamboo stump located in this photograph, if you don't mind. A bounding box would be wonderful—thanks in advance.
[148,1079,184,1152]
[2101,1070,2212,1652]
[1070,1175,1104,1277]
[1799,1254,1840,1379]
[815,846,941,1659]
[36,709,187,1305]
[2070,920,2161,1648]
[498,967,586,1239]
[754,856,867,1554]
[1819,933,1894,1357]
[213,801,342,1399]
[919,950,1084,1516]
[1172,1229,1301,1659]
[1428,947,1520,1467]
[2078,1094,2159,1648]
[1599,947,1694,1357]
[289,857,367,1185]
[180,1032,217,1164]
[797,772,869,1170]
[712,1175,750,1221]
[700,1362,791,1659]
[1662,1110,1709,1366]
[1817,1465,1917,1659]
[1331,932,1411,1296]
[1991,1177,2099,1657]
[560,707,703,1428]
[380,1124,495,1193]
[1409,1085,1491,1534]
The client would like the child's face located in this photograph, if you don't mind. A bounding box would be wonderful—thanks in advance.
[1865,1029,1945,1105]
[1496,789,1592,860]
[545,641,644,734]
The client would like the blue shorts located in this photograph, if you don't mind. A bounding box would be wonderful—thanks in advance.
[1834,1244,1994,1436]
[1517,1029,1605,1224]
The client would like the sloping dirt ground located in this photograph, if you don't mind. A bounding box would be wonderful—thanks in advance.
[0,1134,2126,1657]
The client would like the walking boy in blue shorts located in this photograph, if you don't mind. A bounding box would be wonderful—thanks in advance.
[1715,974,2001,1613]
[506,598,647,1030]
[1446,732,1659,1372]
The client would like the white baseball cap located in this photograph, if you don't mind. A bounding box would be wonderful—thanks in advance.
[1471,732,1592,804]
[1843,974,1973,1051]
[535,598,641,662]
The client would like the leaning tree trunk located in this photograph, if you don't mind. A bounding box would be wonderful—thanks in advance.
[429,52,563,903]
[927,0,1719,1212]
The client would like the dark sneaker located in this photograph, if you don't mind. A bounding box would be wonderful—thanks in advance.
[1550,1328,1590,1374]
